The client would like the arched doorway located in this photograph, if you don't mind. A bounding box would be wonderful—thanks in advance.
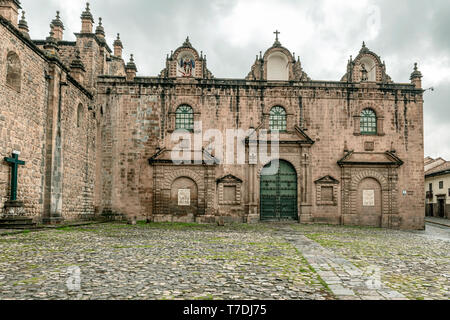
[357,177,382,227]
[170,177,198,217]
[260,160,298,221]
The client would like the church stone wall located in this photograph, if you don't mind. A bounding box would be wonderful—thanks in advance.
[0,19,47,218]
[0,16,97,223]
[96,84,162,219]
[0,3,426,230]
[97,76,425,230]
[60,82,97,220]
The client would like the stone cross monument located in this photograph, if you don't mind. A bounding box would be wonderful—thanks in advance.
[0,151,35,229]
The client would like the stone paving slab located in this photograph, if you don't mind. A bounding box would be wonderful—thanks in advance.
[426,217,450,228]
[281,231,407,300]
[291,223,450,300]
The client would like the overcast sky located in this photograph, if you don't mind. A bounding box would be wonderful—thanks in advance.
[20,0,450,159]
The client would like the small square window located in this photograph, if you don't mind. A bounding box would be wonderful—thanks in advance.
[439,181,444,189]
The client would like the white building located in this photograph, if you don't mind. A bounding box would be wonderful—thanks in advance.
[425,157,450,219]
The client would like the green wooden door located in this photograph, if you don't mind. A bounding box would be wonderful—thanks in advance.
[260,160,298,221]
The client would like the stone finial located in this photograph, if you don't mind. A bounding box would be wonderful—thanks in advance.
[0,0,22,27]
[410,62,423,89]
[51,11,64,29]
[360,41,370,54]
[113,33,123,57]
[126,54,137,68]
[410,63,423,80]
[95,17,105,39]
[50,11,64,41]
[183,36,192,48]
[18,10,29,37]
[44,30,59,58]
[80,2,94,33]
[126,54,137,81]
[113,33,123,47]
[81,2,94,22]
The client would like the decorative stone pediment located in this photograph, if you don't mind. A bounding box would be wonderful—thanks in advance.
[216,174,243,184]
[315,175,340,185]
[341,42,392,83]
[148,148,219,165]
[338,151,404,167]
[294,126,315,145]
[217,175,242,206]
[244,125,314,146]
[246,33,310,81]
[159,37,213,79]
[315,176,339,206]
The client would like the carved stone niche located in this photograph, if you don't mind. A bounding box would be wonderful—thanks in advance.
[315,176,340,206]
[217,175,243,205]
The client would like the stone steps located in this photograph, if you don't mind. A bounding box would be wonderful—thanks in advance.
[0,217,37,229]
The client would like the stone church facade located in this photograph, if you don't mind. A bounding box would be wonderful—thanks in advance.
[0,1,425,229]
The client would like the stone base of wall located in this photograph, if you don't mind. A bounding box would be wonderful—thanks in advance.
[399,216,425,230]
[299,214,313,224]
[247,214,260,224]
[342,214,366,227]
[313,215,341,225]
[42,216,64,225]
[152,214,246,224]
[101,210,125,222]
[3,201,26,218]
[381,214,401,229]
[0,217,37,229]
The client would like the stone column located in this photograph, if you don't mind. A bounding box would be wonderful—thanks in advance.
[299,147,313,223]
[42,65,65,225]
[247,163,259,224]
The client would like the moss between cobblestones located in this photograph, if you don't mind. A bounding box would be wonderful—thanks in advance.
[0,223,338,300]
[292,223,449,300]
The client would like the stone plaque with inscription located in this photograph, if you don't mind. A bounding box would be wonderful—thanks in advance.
[178,189,191,206]
[363,190,375,207]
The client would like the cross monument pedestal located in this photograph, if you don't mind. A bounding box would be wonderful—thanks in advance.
[0,151,36,229]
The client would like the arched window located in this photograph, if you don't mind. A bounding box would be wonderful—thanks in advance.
[269,106,287,132]
[6,51,21,91]
[175,105,194,131]
[360,109,377,135]
[77,104,83,128]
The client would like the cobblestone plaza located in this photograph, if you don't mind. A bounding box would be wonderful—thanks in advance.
[0,222,448,300]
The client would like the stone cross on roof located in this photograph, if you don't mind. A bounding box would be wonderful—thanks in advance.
[274,30,280,41]
[273,30,281,47]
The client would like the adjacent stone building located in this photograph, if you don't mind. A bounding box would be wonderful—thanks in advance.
[425,157,450,219]
[1,1,426,229]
